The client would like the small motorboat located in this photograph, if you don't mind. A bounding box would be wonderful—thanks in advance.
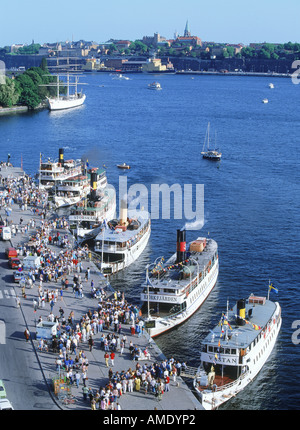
[117,163,130,170]
[262,98,269,103]
[148,82,162,90]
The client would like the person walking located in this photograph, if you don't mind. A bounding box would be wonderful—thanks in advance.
[104,352,109,367]
[24,328,30,342]
[82,385,89,401]
[15,296,21,308]
[110,351,115,366]
[88,335,94,352]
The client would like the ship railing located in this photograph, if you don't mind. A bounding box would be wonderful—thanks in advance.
[209,370,250,393]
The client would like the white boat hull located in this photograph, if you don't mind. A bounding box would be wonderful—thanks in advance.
[97,223,151,276]
[73,200,117,238]
[145,258,219,338]
[54,195,82,208]
[48,94,86,111]
[195,302,282,410]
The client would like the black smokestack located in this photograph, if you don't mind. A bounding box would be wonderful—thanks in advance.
[176,229,186,263]
[90,171,98,201]
[59,148,64,167]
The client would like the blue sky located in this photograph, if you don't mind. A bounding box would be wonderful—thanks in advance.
[1,0,299,46]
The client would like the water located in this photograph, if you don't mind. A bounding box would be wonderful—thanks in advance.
[1,72,300,410]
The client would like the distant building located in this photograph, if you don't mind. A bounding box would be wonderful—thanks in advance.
[184,21,191,37]
[10,44,25,53]
[142,33,168,47]
[141,57,174,73]
[114,40,131,49]
[175,36,202,47]
[173,21,202,47]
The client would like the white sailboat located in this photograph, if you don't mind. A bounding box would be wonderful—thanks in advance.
[201,123,222,161]
[46,73,86,111]
[41,53,87,111]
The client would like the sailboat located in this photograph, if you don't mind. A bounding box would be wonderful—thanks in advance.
[41,52,87,111]
[201,122,222,161]
[46,74,86,111]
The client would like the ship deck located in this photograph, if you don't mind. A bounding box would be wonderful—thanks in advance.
[197,374,235,391]
[147,238,218,291]
[95,210,150,243]
[202,297,278,350]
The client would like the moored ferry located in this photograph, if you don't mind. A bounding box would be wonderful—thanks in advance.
[141,230,219,338]
[38,148,82,190]
[53,167,108,209]
[193,286,282,410]
[93,205,151,276]
[68,170,116,237]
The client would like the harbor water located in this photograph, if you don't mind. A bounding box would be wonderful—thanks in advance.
[1,72,299,410]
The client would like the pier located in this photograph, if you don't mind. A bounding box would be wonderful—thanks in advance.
[0,163,203,411]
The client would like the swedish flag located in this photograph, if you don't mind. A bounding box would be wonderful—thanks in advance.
[269,283,278,294]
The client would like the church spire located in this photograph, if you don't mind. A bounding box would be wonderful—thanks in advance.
[184,20,191,37]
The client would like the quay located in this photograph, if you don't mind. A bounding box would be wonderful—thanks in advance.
[0,163,203,411]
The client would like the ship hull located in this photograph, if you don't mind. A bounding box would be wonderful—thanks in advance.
[194,302,282,410]
[48,94,86,111]
[144,257,219,338]
[97,223,151,276]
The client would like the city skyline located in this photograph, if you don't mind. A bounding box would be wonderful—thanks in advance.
[1,0,299,47]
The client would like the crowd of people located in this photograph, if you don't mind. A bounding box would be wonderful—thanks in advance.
[1,167,189,411]
[48,291,188,410]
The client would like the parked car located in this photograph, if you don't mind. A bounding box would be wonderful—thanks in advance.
[0,399,14,410]
[0,380,7,399]
[8,258,21,269]
[13,270,24,283]
[5,247,18,259]
[1,226,11,241]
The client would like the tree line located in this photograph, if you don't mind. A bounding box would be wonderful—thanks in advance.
[0,59,57,109]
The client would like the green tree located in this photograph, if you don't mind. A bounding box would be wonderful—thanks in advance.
[17,43,41,55]
[0,77,20,107]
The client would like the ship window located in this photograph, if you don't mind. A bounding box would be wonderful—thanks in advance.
[225,348,231,355]
[231,349,236,355]
[208,346,214,353]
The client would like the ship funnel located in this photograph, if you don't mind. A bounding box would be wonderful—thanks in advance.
[59,148,64,167]
[90,171,98,201]
[236,299,246,326]
[176,229,186,263]
[120,198,128,226]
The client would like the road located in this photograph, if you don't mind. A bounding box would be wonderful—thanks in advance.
[0,241,59,410]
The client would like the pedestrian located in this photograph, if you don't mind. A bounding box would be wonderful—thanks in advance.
[120,339,125,355]
[33,299,38,313]
[110,351,115,366]
[88,336,94,352]
[16,296,21,308]
[50,299,54,312]
[165,375,170,392]
[104,352,109,367]
[75,371,81,388]
[82,385,89,401]
[24,328,30,342]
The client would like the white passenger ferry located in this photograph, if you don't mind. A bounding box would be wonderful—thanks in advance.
[93,205,151,276]
[141,230,219,338]
[194,287,282,410]
[38,148,82,190]
[69,179,116,238]
[53,167,108,209]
